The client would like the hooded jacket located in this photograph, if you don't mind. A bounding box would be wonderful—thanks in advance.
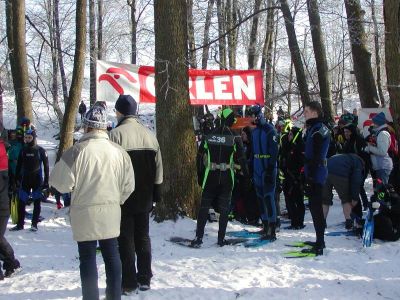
[49,130,135,242]
[366,124,393,171]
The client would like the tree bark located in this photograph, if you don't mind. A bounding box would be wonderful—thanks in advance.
[97,0,103,60]
[187,0,197,68]
[261,0,276,113]
[11,0,33,122]
[371,0,386,106]
[344,0,379,108]
[279,0,310,107]
[384,0,400,139]
[226,0,238,69]
[128,0,137,64]
[5,0,17,108]
[54,0,69,105]
[89,0,96,105]
[201,0,215,69]
[307,0,334,123]
[248,0,262,69]
[216,0,227,69]
[154,0,200,220]
[56,0,87,161]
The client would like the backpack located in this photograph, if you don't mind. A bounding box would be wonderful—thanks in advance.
[388,131,399,159]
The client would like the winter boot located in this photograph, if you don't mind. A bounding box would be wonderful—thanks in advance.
[9,225,23,231]
[4,259,20,278]
[190,237,203,248]
[301,245,323,256]
[262,221,269,235]
[262,222,277,241]
[345,219,353,230]
[0,268,4,281]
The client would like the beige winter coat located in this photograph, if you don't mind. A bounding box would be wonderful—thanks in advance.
[49,130,135,242]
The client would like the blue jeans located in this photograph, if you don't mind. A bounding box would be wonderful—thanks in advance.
[375,169,391,185]
[78,238,122,300]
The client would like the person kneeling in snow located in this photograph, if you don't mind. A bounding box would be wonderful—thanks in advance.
[50,103,135,300]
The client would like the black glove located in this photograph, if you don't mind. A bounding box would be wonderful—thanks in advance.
[153,184,161,203]
[264,168,275,186]
[304,177,314,197]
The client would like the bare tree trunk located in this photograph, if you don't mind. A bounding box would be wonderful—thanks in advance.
[128,0,137,64]
[48,0,63,126]
[371,0,386,106]
[216,0,227,69]
[11,0,32,122]
[279,0,310,107]
[201,0,215,69]
[89,0,96,105]
[5,0,18,111]
[56,0,87,161]
[54,0,69,105]
[0,79,3,126]
[260,0,276,115]
[187,0,196,68]
[226,0,238,69]
[154,0,200,220]
[307,0,334,123]
[384,0,400,139]
[248,0,262,69]
[287,61,294,114]
[97,0,103,60]
[344,0,379,108]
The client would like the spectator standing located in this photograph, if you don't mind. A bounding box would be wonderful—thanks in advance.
[50,103,135,300]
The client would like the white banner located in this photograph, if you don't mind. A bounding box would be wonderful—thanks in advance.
[358,108,393,137]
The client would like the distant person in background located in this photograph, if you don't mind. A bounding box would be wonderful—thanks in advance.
[352,108,359,126]
[50,103,135,300]
[78,100,87,121]
[19,117,31,133]
[11,127,49,232]
[6,130,23,196]
[0,132,20,280]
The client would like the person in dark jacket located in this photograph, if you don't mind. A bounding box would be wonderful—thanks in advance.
[303,101,330,255]
[250,105,279,241]
[322,154,365,229]
[0,137,20,280]
[343,123,370,210]
[109,95,163,295]
[280,126,305,229]
[78,100,87,121]
[192,108,249,247]
[10,127,49,232]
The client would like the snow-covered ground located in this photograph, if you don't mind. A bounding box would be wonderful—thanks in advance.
[1,95,399,300]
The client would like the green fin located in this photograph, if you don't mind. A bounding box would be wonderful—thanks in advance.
[283,251,316,258]
[285,241,313,248]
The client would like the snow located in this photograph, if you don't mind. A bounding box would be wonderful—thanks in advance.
[1,96,399,300]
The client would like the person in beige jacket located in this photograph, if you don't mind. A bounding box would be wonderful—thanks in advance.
[50,102,134,300]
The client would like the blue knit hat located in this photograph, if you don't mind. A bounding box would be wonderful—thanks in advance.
[83,103,108,129]
[372,112,386,126]
[115,95,137,116]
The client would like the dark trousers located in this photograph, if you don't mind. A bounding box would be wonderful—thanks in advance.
[308,183,325,248]
[283,177,305,227]
[118,212,152,290]
[196,172,232,242]
[17,198,41,228]
[78,238,122,300]
[0,216,18,272]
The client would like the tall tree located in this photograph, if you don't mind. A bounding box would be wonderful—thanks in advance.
[56,0,87,161]
[7,0,33,122]
[201,0,215,69]
[97,0,103,60]
[384,0,400,139]
[260,0,276,113]
[248,0,263,69]
[216,0,227,69]
[154,0,200,220]
[54,0,69,105]
[127,0,137,64]
[370,0,386,106]
[89,0,96,104]
[344,0,379,108]
[279,0,310,107]
[187,0,197,69]
[307,0,334,122]
[226,0,238,69]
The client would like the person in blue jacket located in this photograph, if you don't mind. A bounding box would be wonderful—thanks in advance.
[249,105,279,241]
[303,101,330,255]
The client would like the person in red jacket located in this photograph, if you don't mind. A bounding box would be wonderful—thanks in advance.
[0,134,20,280]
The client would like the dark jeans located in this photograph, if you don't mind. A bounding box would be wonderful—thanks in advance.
[308,183,325,248]
[17,198,41,228]
[118,212,152,290]
[78,238,122,300]
[196,172,233,242]
[0,216,18,272]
